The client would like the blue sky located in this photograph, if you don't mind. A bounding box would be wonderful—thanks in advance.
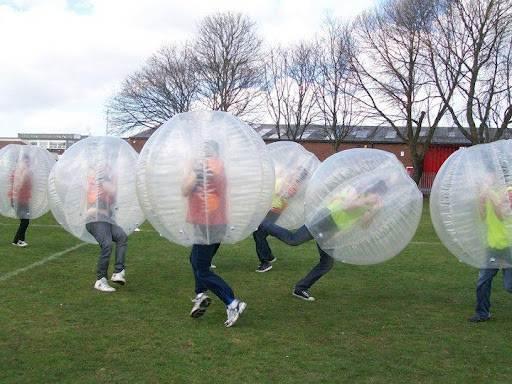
[0,0,378,137]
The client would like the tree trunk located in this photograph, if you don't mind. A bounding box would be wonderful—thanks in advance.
[411,153,424,185]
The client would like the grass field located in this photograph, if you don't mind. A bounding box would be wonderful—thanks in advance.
[1,201,512,383]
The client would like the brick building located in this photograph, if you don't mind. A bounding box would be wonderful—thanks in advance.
[126,124,511,193]
[0,137,25,150]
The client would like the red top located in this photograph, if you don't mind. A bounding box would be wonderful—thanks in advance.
[8,168,32,205]
[186,158,227,225]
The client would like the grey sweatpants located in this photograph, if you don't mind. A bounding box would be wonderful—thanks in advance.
[86,221,127,280]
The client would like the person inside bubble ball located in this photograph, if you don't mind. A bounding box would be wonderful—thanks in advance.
[10,154,33,247]
[85,165,128,293]
[468,169,512,323]
[252,166,309,273]
[259,180,387,301]
[181,140,247,327]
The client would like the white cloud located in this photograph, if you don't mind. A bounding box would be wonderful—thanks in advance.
[0,0,377,137]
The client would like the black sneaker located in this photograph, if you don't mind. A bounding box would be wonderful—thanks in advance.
[468,314,491,323]
[256,262,272,273]
[293,289,315,301]
[269,256,277,263]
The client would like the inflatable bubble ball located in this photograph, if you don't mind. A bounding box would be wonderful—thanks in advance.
[430,140,512,268]
[0,144,55,220]
[48,136,144,243]
[265,141,320,229]
[305,148,423,265]
[136,111,275,246]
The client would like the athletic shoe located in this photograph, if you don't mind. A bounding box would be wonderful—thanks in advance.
[256,262,272,273]
[224,300,247,327]
[269,256,277,263]
[12,240,28,247]
[190,293,211,318]
[111,270,126,285]
[94,277,116,292]
[210,264,217,269]
[468,314,491,323]
[293,289,315,301]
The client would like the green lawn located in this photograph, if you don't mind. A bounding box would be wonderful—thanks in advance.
[1,201,511,383]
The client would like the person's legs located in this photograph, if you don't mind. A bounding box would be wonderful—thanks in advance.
[295,243,334,292]
[255,211,280,260]
[253,228,273,263]
[502,268,512,293]
[111,224,128,274]
[86,222,114,280]
[260,223,314,246]
[13,219,30,243]
[190,243,235,305]
[190,244,209,295]
[474,268,499,319]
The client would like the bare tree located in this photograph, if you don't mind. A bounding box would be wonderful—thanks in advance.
[263,47,286,138]
[107,45,199,135]
[352,0,450,183]
[436,0,512,144]
[316,17,363,151]
[193,12,264,118]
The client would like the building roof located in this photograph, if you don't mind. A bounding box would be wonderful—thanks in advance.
[128,123,512,146]
[18,133,86,140]
[129,128,157,139]
[252,124,512,145]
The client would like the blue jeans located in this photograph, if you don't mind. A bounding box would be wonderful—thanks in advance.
[190,243,235,306]
[475,248,512,318]
[86,221,127,280]
[253,211,280,263]
[259,222,334,290]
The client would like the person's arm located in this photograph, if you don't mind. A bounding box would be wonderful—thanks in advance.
[359,195,382,228]
[488,190,507,220]
[181,162,197,197]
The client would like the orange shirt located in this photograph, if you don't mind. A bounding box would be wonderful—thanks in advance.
[8,168,32,205]
[186,158,227,225]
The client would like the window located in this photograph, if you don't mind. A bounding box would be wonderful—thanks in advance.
[355,130,369,139]
[384,131,397,139]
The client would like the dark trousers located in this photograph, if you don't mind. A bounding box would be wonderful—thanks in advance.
[86,222,127,280]
[260,222,334,290]
[253,211,280,263]
[475,248,512,318]
[13,219,30,243]
[190,243,235,306]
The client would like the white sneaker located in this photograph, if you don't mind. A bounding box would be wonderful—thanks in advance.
[224,300,247,327]
[94,277,116,292]
[190,293,211,318]
[12,240,28,247]
[111,270,126,285]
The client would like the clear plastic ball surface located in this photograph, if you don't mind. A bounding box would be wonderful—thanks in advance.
[48,136,144,244]
[430,140,512,268]
[266,141,320,229]
[0,144,55,220]
[136,111,275,245]
[305,148,423,265]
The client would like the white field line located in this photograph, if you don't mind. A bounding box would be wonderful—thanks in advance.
[0,243,88,282]
[0,223,442,245]
[0,223,154,232]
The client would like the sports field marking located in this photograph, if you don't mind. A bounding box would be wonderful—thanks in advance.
[0,223,443,245]
[0,223,154,232]
[0,223,61,228]
[0,243,88,282]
